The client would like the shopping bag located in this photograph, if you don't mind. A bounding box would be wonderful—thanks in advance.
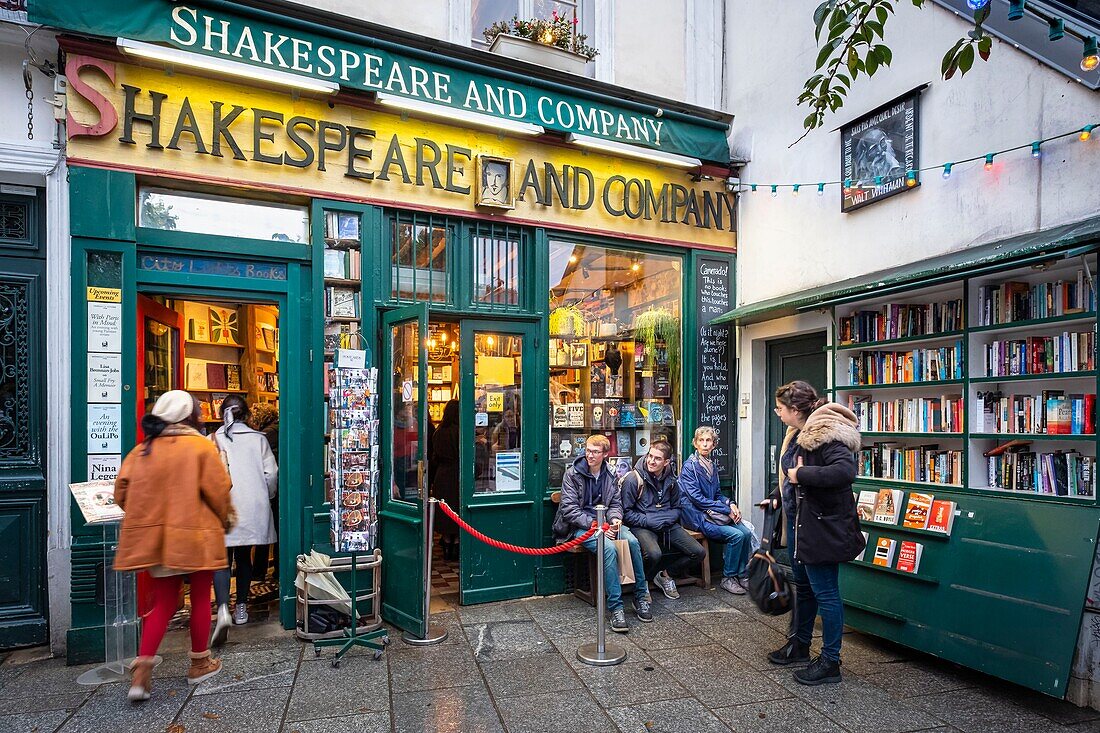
[610,538,636,585]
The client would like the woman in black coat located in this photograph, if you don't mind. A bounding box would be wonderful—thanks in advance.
[430,400,461,561]
[768,381,864,686]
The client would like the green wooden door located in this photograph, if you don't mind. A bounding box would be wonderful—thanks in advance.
[458,319,539,604]
[379,304,430,635]
[0,253,48,647]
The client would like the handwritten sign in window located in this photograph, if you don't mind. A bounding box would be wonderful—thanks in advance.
[695,258,733,480]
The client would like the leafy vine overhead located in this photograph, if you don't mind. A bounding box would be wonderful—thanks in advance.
[795,0,992,145]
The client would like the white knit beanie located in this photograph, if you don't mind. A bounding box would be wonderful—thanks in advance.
[151,390,194,424]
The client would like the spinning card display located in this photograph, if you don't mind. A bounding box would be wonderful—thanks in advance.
[328,362,380,552]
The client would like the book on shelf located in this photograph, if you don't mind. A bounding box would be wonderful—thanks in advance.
[838,299,964,344]
[324,321,361,351]
[982,439,1033,457]
[858,443,963,485]
[552,405,569,428]
[567,403,585,428]
[326,287,360,318]
[872,537,897,567]
[855,531,870,561]
[902,492,934,529]
[184,359,208,390]
[856,490,878,522]
[986,448,1096,496]
[323,247,362,280]
[977,271,1096,325]
[1046,398,1072,435]
[895,541,924,573]
[973,390,1097,435]
[205,363,228,391]
[847,341,963,385]
[324,211,360,246]
[872,488,903,524]
[982,331,1095,377]
[926,499,956,534]
[847,393,962,433]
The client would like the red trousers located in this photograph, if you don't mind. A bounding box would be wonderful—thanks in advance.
[138,570,213,657]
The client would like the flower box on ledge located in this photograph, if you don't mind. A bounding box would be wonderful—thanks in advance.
[489,34,589,75]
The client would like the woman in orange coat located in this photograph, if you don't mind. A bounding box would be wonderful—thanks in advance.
[114,390,232,702]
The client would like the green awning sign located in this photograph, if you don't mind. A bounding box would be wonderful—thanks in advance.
[30,0,731,163]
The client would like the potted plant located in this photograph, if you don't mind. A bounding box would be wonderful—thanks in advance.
[483,12,598,75]
[632,307,679,373]
[549,305,587,336]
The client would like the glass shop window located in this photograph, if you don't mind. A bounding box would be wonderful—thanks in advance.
[138,188,308,242]
[546,241,682,489]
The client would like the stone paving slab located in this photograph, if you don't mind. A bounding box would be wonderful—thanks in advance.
[1,593,1097,733]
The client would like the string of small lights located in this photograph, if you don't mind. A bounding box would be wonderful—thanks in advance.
[737,123,1097,197]
[965,0,1099,73]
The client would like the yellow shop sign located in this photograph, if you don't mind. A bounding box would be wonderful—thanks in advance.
[66,57,736,250]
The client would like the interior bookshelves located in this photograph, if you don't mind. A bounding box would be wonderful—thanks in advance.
[827,249,1098,695]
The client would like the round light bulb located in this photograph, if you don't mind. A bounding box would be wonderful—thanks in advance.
[942,163,953,179]
[631,262,640,272]
[1081,125,1095,142]
[984,154,994,171]
[770,186,778,197]
[568,254,578,264]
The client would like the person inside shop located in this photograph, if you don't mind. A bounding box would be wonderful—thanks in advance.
[247,403,279,595]
[211,395,278,641]
[113,390,232,702]
[679,426,755,595]
[551,434,652,632]
[430,399,461,562]
[393,400,419,500]
[766,380,864,686]
[491,407,521,452]
[621,439,706,600]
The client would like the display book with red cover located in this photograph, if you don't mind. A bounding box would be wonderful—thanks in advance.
[895,540,924,573]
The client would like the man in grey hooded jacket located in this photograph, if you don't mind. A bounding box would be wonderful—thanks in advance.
[552,434,651,632]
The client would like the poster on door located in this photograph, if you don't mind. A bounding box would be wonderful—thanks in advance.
[87,454,122,481]
[88,302,123,353]
[495,451,521,493]
[87,404,122,454]
[88,353,122,403]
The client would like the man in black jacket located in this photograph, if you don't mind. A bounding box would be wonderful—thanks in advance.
[552,434,652,632]
[622,440,706,600]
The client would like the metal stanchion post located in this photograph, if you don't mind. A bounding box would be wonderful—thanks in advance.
[577,504,627,666]
[403,497,448,645]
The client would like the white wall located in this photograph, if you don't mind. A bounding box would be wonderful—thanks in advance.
[728,0,1100,308]
[281,0,711,102]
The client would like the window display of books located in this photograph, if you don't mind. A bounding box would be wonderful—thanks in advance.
[328,363,379,552]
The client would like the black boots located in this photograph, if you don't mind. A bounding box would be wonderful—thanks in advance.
[767,638,811,666]
[793,656,842,686]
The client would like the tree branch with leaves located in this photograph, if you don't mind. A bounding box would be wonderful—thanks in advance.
[794,0,992,145]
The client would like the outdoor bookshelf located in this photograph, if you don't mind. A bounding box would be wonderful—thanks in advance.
[828,249,1099,696]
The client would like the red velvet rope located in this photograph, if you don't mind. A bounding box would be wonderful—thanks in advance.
[436,500,604,555]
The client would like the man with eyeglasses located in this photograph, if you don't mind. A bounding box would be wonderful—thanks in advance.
[621,439,705,601]
[552,434,652,632]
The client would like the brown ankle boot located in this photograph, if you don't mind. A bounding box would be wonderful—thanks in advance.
[187,650,222,685]
[128,656,155,702]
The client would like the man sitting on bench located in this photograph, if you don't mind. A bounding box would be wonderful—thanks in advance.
[552,434,652,632]
[621,439,706,600]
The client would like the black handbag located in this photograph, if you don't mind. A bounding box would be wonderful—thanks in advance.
[746,506,792,616]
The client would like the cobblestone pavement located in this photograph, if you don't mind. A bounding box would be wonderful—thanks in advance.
[0,586,1096,733]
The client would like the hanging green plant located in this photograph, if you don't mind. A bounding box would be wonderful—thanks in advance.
[549,305,587,336]
[632,307,679,373]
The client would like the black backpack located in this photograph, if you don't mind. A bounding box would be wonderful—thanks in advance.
[745,505,792,616]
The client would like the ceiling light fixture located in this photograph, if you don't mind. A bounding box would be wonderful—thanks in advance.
[375,92,544,136]
[117,38,339,94]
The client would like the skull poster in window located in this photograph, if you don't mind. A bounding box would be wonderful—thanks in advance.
[476,155,514,210]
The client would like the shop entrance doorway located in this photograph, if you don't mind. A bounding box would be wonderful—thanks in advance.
[765,331,827,565]
[136,291,285,630]
[380,309,540,634]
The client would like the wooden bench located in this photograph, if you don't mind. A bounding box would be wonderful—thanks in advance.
[550,491,711,606]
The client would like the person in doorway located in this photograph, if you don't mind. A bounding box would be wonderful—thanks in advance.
[247,403,279,589]
[211,395,278,641]
[113,390,232,702]
[621,439,705,600]
[679,426,754,595]
[430,400,461,561]
[767,381,864,686]
[552,434,652,632]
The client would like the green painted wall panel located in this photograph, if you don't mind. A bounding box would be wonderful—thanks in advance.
[70,167,135,242]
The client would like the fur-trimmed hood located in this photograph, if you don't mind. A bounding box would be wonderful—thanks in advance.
[795,402,861,452]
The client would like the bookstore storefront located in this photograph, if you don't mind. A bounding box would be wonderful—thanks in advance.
[54,8,736,658]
